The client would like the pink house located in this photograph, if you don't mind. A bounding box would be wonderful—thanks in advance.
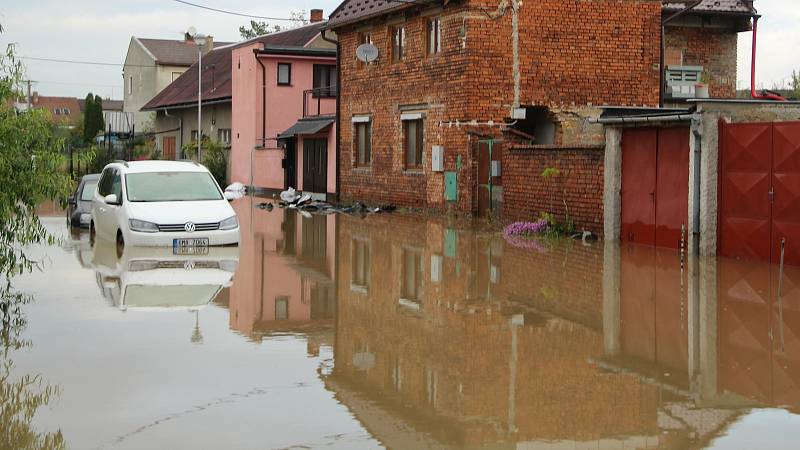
[231,17,338,200]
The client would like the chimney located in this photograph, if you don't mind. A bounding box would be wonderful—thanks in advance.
[32,91,39,105]
[310,9,324,23]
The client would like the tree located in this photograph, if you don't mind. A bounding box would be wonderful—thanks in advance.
[792,70,800,100]
[0,29,72,321]
[82,93,98,143]
[239,10,308,39]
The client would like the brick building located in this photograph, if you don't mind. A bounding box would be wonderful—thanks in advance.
[327,0,755,228]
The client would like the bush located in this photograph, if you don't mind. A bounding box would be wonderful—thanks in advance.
[182,138,227,187]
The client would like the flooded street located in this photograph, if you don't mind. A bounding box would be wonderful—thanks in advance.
[5,200,800,449]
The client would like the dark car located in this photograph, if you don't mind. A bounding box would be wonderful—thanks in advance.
[67,173,101,228]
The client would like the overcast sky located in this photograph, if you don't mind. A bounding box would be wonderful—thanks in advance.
[0,0,797,100]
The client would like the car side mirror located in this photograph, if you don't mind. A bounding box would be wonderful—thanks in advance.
[104,194,119,205]
[223,191,239,201]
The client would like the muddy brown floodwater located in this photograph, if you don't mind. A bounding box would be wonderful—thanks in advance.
[4,198,799,449]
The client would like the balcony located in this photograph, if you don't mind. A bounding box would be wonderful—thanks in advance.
[303,86,337,118]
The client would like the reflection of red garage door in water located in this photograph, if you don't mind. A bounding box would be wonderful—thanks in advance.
[719,121,800,265]
[621,128,690,249]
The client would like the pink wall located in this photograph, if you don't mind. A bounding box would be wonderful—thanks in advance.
[230,47,337,193]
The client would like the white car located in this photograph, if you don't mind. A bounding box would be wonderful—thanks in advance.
[90,160,240,249]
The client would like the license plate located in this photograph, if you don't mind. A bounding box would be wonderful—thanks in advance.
[173,238,209,254]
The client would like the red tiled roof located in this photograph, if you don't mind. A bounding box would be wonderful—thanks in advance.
[31,95,82,124]
[137,38,232,66]
[141,22,328,111]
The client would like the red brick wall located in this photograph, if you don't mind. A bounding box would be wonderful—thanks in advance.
[665,26,738,98]
[335,0,660,212]
[502,145,604,234]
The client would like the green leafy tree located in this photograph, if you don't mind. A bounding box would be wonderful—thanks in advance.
[0,31,72,318]
[182,138,228,187]
[82,93,105,144]
[239,11,308,39]
[93,94,105,135]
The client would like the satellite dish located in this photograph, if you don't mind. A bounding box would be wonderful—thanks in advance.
[186,26,197,39]
[356,43,379,63]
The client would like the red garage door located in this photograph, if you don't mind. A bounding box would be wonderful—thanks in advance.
[719,121,800,265]
[621,127,690,249]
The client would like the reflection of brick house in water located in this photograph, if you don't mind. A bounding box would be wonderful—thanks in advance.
[329,214,668,447]
[225,202,337,347]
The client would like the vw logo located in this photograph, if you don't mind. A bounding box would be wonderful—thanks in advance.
[184,261,196,271]
[184,222,196,233]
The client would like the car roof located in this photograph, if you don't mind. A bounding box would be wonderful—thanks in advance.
[107,160,209,174]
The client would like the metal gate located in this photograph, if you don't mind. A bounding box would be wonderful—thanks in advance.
[476,139,502,217]
[718,121,800,265]
[620,127,690,249]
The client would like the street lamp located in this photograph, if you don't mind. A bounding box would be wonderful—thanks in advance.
[188,27,207,161]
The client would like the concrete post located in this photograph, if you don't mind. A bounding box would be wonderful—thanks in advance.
[602,238,622,356]
[603,127,622,241]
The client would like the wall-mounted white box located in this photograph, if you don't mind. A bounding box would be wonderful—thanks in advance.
[491,160,501,177]
[432,145,444,172]
[431,254,443,282]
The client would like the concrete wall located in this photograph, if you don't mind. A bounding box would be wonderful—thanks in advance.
[153,103,232,157]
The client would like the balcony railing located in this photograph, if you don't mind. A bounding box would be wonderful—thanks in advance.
[303,86,337,118]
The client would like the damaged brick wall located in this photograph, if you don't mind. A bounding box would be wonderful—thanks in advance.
[665,26,738,98]
[502,145,605,234]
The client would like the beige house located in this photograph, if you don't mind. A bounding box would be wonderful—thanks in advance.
[122,36,229,132]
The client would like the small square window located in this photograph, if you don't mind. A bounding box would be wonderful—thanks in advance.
[53,108,61,115]
[63,108,70,115]
[218,128,231,144]
[277,63,291,85]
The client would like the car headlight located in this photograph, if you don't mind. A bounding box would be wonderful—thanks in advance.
[219,215,239,231]
[129,218,159,233]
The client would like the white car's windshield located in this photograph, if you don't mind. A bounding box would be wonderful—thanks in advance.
[126,172,223,202]
[80,180,98,201]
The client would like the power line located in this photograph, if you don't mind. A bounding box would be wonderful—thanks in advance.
[170,0,299,21]
[21,56,153,68]
[36,80,123,88]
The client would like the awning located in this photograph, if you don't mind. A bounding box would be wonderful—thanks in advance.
[278,117,335,140]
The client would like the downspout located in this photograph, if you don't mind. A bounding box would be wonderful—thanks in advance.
[254,49,267,147]
[321,28,340,200]
[163,108,182,157]
[750,16,787,101]
[660,0,702,107]
[691,117,702,255]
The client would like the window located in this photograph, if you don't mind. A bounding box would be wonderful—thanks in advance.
[427,17,442,55]
[403,118,424,169]
[218,128,231,145]
[128,76,132,95]
[353,118,372,166]
[401,248,423,301]
[191,130,204,141]
[125,172,222,202]
[352,239,370,289]
[171,71,182,82]
[360,32,373,45]
[63,108,70,115]
[277,63,291,85]
[275,296,289,320]
[110,170,123,203]
[98,168,113,196]
[53,108,61,115]
[312,65,337,97]
[391,26,405,62]
[80,180,98,201]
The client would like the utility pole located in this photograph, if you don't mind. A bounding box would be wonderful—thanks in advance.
[27,79,32,109]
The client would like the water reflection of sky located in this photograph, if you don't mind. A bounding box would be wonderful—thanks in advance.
[6,202,800,449]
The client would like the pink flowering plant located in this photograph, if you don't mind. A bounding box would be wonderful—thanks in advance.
[502,219,549,252]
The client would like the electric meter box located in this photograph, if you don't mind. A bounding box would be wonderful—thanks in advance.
[432,145,444,172]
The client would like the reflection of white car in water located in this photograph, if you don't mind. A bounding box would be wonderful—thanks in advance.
[90,160,240,250]
[92,239,239,311]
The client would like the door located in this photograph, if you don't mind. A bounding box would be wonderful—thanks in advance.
[476,139,502,217]
[718,121,800,265]
[284,138,297,190]
[621,128,690,249]
[162,136,176,160]
[303,138,328,193]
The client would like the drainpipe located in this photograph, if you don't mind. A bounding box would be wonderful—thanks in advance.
[163,108,182,157]
[321,28,340,200]
[750,16,787,101]
[691,117,702,256]
[660,0,702,107]
[253,49,267,147]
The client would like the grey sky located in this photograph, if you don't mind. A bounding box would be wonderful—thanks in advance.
[1,0,797,100]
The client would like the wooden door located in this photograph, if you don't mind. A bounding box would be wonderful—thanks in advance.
[303,139,328,193]
[162,136,176,160]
